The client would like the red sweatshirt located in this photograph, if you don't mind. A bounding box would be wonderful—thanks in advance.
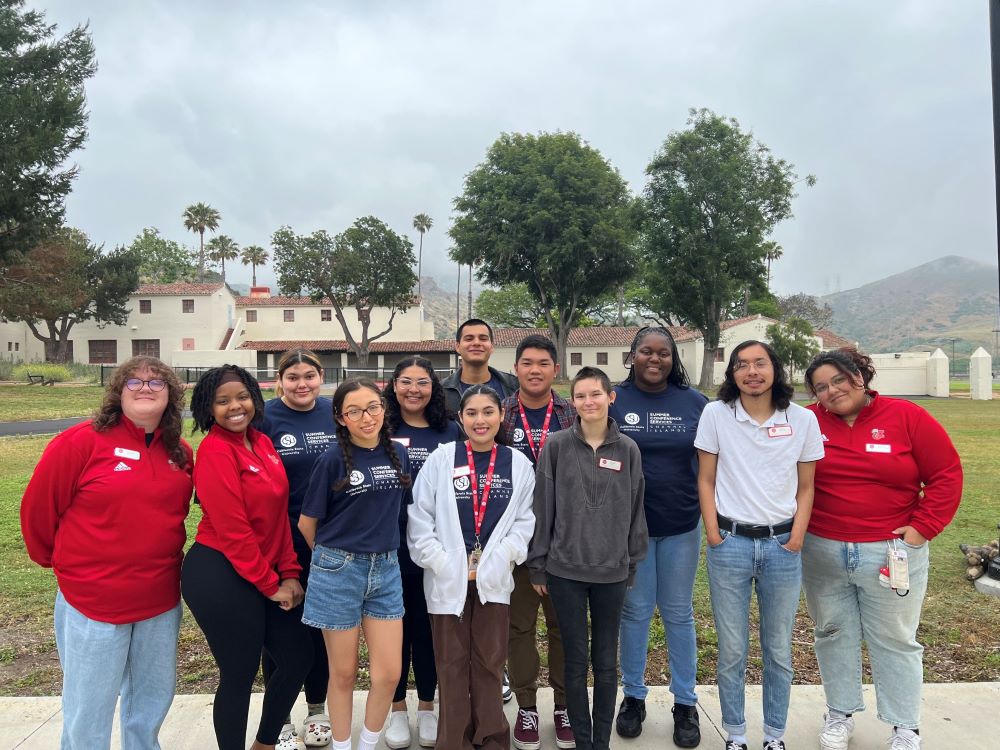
[193,425,300,596]
[807,393,963,542]
[21,418,193,624]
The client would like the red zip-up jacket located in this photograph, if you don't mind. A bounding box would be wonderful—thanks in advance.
[807,393,963,542]
[192,425,300,596]
[21,418,194,624]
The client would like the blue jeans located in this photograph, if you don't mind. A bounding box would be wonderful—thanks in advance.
[706,529,801,739]
[619,525,701,705]
[801,533,928,730]
[54,592,181,750]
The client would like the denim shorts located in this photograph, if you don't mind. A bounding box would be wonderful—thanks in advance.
[302,545,404,630]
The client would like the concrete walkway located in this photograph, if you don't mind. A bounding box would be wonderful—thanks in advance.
[3,683,995,749]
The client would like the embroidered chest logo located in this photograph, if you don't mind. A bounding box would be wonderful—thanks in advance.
[512,428,525,442]
[624,412,640,425]
[280,434,297,448]
[454,475,471,491]
[247,464,261,473]
[871,428,886,441]
[113,462,132,472]
[349,470,365,486]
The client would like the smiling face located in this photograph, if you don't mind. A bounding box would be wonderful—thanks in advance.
[810,363,867,417]
[337,386,385,449]
[460,394,503,450]
[572,377,615,425]
[514,346,559,402]
[280,362,323,411]
[732,343,775,398]
[120,365,169,431]
[393,364,433,420]
[456,324,494,367]
[212,380,255,434]
[632,332,673,391]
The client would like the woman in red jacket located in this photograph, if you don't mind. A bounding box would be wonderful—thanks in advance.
[802,349,963,750]
[181,365,313,750]
[21,356,193,750]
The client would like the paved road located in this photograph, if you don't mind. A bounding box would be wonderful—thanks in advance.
[0,417,87,437]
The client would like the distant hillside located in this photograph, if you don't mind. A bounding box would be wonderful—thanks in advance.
[420,275,478,339]
[822,256,999,360]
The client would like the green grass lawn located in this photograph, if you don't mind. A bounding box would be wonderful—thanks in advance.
[1,401,998,695]
[0,385,106,422]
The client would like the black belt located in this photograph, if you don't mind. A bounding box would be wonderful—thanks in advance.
[717,513,793,539]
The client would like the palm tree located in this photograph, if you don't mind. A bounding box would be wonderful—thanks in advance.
[182,202,221,280]
[764,241,784,291]
[240,244,269,287]
[412,213,433,297]
[206,235,239,283]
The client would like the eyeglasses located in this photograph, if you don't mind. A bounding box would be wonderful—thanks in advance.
[734,358,772,372]
[341,403,385,422]
[396,377,432,388]
[812,374,850,395]
[125,378,166,392]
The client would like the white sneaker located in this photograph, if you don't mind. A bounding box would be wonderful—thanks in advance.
[819,712,855,750]
[385,710,412,749]
[888,728,922,749]
[417,710,437,747]
[277,723,301,750]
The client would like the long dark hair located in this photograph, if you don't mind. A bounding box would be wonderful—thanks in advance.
[622,326,690,388]
[458,383,509,446]
[383,356,452,432]
[190,365,266,432]
[804,348,876,396]
[717,340,794,410]
[332,378,411,492]
[93,356,189,469]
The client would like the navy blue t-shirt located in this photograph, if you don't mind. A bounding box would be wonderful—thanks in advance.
[262,397,337,520]
[453,443,514,553]
[302,442,412,553]
[610,381,708,537]
[510,403,563,466]
[392,419,463,573]
[459,373,509,400]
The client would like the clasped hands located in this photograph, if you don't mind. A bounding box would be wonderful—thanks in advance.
[268,578,304,610]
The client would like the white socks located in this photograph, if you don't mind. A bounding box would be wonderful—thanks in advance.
[357,725,382,750]
[331,737,351,750]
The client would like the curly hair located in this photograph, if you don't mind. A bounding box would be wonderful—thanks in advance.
[333,378,411,492]
[804,347,876,396]
[622,326,691,388]
[384,356,452,433]
[717,340,794,410]
[92,356,188,469]
[190,365,266,433]
[274,347,324,398]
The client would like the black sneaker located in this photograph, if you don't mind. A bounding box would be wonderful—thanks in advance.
[762,741,785,750]
[725,742,748,750]
[672,703,701,747]
[615,697,646,738]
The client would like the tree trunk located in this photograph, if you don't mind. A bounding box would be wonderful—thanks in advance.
[198,229,205,280]
[456,263,461,330]
[555,325,569,377]
[417,233,423,298]
[698,342,716,391]
[616,283,625,326]
[467,265,472,319]
[251,265,257,287]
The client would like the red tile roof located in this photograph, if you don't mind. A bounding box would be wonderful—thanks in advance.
[235,295,420,307]
[238,339,456,353]
[135,283,226,296]
[816,328,856,350]
[494,325,692,347]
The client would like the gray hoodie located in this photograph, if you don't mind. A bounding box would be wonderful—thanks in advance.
[527,417,648,585]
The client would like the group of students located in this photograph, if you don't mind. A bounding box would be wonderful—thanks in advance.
[19,317,963,750]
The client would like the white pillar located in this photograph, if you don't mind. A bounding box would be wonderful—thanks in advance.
[970,347,993,400]
[927,348,949,397]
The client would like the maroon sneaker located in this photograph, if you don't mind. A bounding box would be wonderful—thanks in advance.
[513,707,541,750]
[554,705,576,749]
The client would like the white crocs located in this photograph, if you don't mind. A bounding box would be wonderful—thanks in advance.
[417,710,437,747]
[302,713,332,747]
[385,710,412,749]
[277,722,301,750]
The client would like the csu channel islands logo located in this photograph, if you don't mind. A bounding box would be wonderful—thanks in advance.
[280,434,297,448]
[349,470,365,486]
[513,428,525,443]
[453,475,470,491]
[624,412,640,426]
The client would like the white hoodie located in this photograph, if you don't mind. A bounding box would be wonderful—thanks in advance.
[407,441,536,616]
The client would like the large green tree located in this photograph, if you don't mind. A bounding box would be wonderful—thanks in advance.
[130,227,196,283]
[0,228,139,362]
[272,216,417,367]
[206,234,239,282]
[777,292,833,330]
[475,283,544,328]
[642,108,813,389]
[240,244,268,287]
[182,202,221,279]
[0,1,96,269]
[412,213,432,298]
[450,131,637,367]
[766,316,819,381]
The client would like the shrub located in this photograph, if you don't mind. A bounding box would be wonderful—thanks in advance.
[12,363,74,383]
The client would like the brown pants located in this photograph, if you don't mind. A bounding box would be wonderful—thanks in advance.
[508,563,566,706]
[430,583,510,750]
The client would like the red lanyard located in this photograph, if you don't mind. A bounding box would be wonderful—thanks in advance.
[517,395,554,460]
[465,440,498,540]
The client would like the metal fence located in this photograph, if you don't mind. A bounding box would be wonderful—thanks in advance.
[100,365,456,387]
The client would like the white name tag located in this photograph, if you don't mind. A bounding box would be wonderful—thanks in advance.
[114,447,140,460]
[866,443,892,453]
[599,457,622,472]
[452,465,471,477]
[767,425,793,438]
[392,437,411,447]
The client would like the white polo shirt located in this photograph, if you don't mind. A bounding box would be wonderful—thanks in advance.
[694,398,824,525]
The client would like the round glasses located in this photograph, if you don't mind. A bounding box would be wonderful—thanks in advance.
[341,403,385,422]
[125,378,166,392]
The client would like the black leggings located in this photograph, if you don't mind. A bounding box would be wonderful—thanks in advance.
[262,533,328,705]
[181,543,313,749]
[393,572,438,703]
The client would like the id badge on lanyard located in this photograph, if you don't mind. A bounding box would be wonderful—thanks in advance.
[885,539,910,595]
[465,441,497,579]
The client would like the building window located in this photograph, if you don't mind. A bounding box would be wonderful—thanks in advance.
[622,351,631,365]
[714,347,726,363]
[597,352,608,366]
[283,309,295,322]
[14,342,19,351]
[132,339,160,358]
[245,310,257,322]
[570,352,582,366]
[182,338,195,351]
[6,342,10,352]
[88,340,117,364]
[182,299,194,313]
[139,299,151,314]
[321,309,332,322]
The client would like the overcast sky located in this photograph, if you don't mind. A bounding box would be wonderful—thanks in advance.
[32,0,998,297]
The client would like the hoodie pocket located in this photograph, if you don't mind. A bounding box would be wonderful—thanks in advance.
[428,548,467,603]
